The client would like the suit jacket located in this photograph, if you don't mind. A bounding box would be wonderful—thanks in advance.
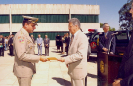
[65,30,90,80]
[117,31,133,86]
[65,36,70,47]
[8,37,14,46]
[13,28,40,77]
[56,36,62,46]
[37,37,43,46]
[99,31,116,54]
[44,38,50,47]
[0,38,4,48]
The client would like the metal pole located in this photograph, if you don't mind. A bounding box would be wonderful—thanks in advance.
[69,9,72,37]
[85,75,87,86]
[9,4,12,35]
[69,9,71,20]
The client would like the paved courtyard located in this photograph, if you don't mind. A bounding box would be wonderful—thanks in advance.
[0,46,97,86]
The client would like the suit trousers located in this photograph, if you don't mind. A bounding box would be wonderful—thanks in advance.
[37,45,42,55]
[71,78,85,86]
[45,47,49,56]
[65,46,69,55]
[9,45,13,55]
[0,47,4,56]
[17,76,32,86]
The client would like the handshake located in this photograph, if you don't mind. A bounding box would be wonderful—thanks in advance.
[40,56,65,62]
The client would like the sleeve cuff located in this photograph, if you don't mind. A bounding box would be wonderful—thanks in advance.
[64,56,72,65]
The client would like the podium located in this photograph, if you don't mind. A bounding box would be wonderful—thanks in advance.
[97,52,122,86]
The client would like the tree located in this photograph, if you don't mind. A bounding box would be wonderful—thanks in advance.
[100,23,104,28]
[119,0,133,30]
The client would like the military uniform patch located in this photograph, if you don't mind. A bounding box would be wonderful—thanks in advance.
[18,36,25,43]
[27,41,31,44]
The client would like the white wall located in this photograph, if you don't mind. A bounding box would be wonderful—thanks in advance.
[0,4,100,15]
[0,23,100,32]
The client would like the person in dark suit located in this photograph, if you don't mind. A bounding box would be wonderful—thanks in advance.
[8,34,14,56]
[112,3,133,86]
[44,35,50,56]
[65,33,70,55]
[99,23,116,54]
[30,34,35,44]
[0,35,4,57]
[56,35,62,52]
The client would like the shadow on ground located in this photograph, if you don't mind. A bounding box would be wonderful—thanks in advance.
[61,55,67,57]
[52,77,71,86]
[52,48,57,50]
[87,56,97,63]
[51,51,62,53]
[35,54,45,56]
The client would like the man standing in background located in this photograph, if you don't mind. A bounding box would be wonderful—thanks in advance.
[44,35,50,56]
[30,34,35,44]
[65,33,70,55]
[99,23,116,54]
[37,34,43,56]
[4,36,8,51]
[0,35,4,57]
[56,34,61,52]
[8,34,14,56]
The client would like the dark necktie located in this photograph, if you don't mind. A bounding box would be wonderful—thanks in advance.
[105,33,107,39]
[70,35,74,46]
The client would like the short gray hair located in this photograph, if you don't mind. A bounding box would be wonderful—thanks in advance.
[68,18,80,28]
[103,23,108,28]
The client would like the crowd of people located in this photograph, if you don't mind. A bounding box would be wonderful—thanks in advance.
[0,34,14,57]
[56,33,70,55]
[0,32,70,57]
[36,34,50,56]
[2,5,133,85]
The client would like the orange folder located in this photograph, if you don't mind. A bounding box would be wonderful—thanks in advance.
[47,57,57,60]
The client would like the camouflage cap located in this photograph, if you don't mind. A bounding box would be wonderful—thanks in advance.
[22,16,39,25]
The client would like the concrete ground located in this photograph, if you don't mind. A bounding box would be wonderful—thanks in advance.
[0,46,97,86]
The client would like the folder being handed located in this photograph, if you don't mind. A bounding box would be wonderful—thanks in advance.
[47,57,57,60]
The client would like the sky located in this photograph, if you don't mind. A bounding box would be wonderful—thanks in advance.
[0,0,128,30]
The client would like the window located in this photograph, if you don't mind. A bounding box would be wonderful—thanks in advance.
[12,14,69,23]
[71,14,99,23]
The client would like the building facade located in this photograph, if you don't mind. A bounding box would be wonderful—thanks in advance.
[0,4,100,46]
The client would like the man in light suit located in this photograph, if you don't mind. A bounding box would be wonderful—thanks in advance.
[44,35,50,56]
[58,18,90,86]
[36,34,43,56]
[13,16,48,86]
